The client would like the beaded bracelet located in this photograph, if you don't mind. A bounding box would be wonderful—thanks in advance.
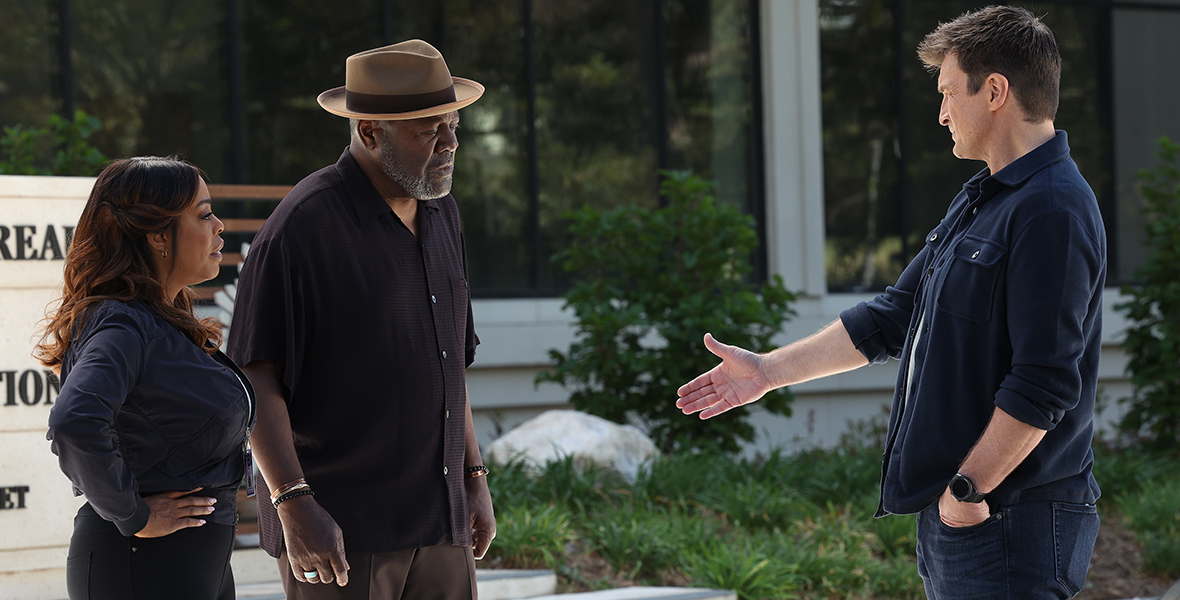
[272,488,315,508]
[465,465,490,478]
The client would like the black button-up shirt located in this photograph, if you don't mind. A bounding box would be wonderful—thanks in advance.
[228,148,478,556]
[841,132,1105,516]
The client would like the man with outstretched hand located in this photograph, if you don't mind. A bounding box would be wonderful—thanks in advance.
[678,7,1104,599]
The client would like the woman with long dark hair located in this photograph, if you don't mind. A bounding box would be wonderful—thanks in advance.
[37,157,254,600]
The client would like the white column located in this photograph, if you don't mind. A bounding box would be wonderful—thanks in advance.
[759,0,827,296]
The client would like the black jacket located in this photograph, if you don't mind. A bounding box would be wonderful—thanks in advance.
[47,300,255,536]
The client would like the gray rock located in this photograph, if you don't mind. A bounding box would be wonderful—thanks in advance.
[486,410,659,482]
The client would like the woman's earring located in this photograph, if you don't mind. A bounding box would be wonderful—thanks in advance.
[161,250,168,258]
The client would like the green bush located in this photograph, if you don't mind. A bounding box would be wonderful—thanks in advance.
[582,507,679,579]
[1115,477,1180,579]
[484,503,575,570]
[681,536,804,600]
[0,110,106,176]
[539,171,797,453]
[486,440,1176,598]
[1116,136,1180,452]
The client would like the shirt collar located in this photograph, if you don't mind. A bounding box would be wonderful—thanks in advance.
[334,147,442,228]
[958,130,1071,204]
[988,129,1071,189]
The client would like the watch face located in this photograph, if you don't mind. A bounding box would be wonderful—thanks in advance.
[951,476,972,499]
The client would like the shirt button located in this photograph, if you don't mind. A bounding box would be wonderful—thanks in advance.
[443,466,448,475]
[445,409,450,418]
[442,350,448,359]
[431,295,437,303]
[930,233,938,241]
[972,207,979,215]
[972,250,981,259]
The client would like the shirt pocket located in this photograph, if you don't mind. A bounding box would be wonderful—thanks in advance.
[450,277,470,348]
[936,235,1006,323]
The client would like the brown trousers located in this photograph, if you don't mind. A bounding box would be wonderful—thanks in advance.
[277,539,476,600]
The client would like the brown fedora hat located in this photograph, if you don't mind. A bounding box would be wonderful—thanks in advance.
[318,39,484,120]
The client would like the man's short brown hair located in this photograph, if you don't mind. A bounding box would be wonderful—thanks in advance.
[917,5,1061,123]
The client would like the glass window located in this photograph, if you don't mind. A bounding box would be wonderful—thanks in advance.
[2,0,765,299]
[240,0,386,185]
[70,0,230,180]
[1112,5,1180,283]
[0,1,58,135]
[820,0,1116,292]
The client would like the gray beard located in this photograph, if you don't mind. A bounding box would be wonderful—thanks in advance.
[378,137,452,200]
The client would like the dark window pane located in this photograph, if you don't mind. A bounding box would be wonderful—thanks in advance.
[666,0,764,274]
[1,0,765,299]
[70,0,229,180]
[239,0,386,185]
[1112,6,1180,284]
[0,2,58,132]
[442,0,533,295]
[819,0,905,292]
[821,0,1114,292]
[531,0,661,291]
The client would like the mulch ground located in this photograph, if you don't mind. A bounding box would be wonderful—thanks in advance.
[1077,512,1174,600]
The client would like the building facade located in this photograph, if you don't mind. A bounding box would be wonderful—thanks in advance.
[2,1,1178,594]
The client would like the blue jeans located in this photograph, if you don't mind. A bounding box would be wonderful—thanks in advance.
[916,500,1099,599]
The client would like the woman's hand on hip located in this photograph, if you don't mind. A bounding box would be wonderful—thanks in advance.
[135,487,215,538]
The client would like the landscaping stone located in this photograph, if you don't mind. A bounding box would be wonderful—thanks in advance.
[486,410,658,482]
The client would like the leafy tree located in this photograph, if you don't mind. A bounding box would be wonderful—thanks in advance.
[0,110,106,176]
[538,171,796,453]
[1116,137,1180,453]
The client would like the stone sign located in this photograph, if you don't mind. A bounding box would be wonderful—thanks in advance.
[1,175,93,599]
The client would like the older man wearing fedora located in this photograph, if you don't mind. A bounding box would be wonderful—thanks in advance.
[228,39,495,599]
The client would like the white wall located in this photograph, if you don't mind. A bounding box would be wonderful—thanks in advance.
[0,176,93,599]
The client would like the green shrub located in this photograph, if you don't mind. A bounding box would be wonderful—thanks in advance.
[0,110,106,176]
[581,506,679,579]
[1091,441,1177,498]
[485,503,575,570]
[870,513,917,560]
[539,171,797,453]
[681,536,804,600]
[1115,477,1180,579]
[700,480,817,531]
[865,555,926,599]
[533,455,629,513]
[489,447,926,599]
[1116,136,1180,453]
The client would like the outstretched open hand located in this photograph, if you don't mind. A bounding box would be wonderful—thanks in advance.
[676,333,773,419]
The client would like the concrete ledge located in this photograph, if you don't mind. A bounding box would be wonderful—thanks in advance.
[527,586,736,600]
[232,559,558,600]
[478,569,557,600]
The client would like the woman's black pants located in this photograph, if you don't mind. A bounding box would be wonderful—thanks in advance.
[66,503,235,600]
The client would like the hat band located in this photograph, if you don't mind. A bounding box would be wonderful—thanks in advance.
[345,86,458,115]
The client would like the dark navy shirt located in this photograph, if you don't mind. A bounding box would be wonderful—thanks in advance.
[840,131,1105,516]
[228,148,478,556]
[47,300,255,536]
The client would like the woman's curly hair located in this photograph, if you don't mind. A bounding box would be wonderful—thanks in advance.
[35,156,222,371]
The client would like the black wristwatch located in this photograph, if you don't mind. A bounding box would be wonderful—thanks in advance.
[949,473,987,503]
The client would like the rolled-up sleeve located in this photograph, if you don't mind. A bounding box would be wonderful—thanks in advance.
[46,308,152,536]
[995,211,1104,430]
[841,246,928,364]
